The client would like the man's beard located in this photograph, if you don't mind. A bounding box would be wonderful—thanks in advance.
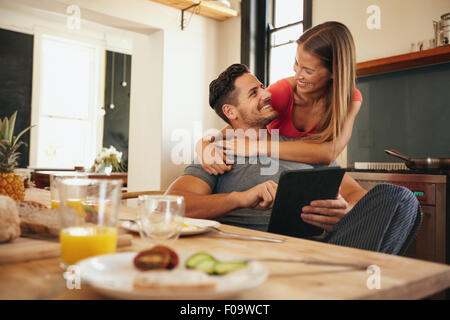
[239,109,278,128]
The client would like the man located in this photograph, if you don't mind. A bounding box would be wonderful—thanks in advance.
[167,64,422,255]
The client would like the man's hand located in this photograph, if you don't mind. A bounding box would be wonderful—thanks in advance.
[300,194,352,233]
[235,180,278,209]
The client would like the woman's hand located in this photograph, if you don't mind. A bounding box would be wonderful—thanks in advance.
[300,194,353,233]
[215,136,271,158]
[195,138,232,175]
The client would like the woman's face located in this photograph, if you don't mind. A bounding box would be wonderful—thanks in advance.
[293,44,332,95]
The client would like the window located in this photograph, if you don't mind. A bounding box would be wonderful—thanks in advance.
[32,34,103,169]
[267,0,312,84]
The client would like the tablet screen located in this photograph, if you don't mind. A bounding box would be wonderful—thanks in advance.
[267,167,345,239]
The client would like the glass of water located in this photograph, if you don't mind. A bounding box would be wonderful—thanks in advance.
[137,195,185,245]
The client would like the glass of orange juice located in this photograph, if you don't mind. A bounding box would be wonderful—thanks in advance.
[58,178,122,268]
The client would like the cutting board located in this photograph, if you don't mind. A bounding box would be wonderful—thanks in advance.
[0,234,133,265]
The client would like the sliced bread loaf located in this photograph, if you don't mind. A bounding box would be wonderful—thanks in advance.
[0,195,21,242]
[16,201,60,237]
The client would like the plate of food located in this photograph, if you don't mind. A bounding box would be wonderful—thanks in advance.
[77,246,268,300]
[120,217,221,236]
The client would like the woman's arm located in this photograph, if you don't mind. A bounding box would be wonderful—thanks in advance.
[196,99,361,167]
[271,100,362,163]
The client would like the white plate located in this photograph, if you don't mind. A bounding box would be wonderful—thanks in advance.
[120,217,221,236]
[77,251,268,300]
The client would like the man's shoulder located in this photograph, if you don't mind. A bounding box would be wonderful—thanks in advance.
[183,162,218,192]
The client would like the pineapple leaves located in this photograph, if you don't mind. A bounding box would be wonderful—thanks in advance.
[8,111,17,144]
[0,111,35,173]
[0,111,34,147]
[0,117,10,141]
[12,125,34,148]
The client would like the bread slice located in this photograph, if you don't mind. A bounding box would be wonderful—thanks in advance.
[16,201,60,237]
[133,269,216,291]
[0,195,21,243]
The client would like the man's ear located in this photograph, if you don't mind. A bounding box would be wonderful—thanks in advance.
[222,104,238,122]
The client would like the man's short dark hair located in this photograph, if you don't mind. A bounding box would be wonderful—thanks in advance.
[209,64,249,124]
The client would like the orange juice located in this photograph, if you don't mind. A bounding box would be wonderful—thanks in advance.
[66,199,84,216]
[60,225,117,266]
[51,200,60,209]
[51,199,83,215]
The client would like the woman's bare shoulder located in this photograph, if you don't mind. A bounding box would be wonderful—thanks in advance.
[284,76,296,88]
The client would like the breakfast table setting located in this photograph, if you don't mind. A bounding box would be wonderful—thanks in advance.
[1,187,450,301]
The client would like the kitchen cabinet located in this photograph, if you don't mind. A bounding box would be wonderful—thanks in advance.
[347,172,448,266]
[357,45,450,77]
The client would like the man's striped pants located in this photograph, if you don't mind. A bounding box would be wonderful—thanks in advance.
[324,184,423,255]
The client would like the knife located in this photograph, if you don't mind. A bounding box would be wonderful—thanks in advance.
[206,226,285,243]
[252,257,370,269]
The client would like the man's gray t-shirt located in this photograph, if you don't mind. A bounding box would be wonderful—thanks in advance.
[183,136,338,232]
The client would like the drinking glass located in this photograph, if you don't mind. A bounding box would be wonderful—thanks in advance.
[50,173,87,209]
[58,178,122,268]
[138,195,185,246]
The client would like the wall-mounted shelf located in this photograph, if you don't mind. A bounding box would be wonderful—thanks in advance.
[150,0,238,22]
[357,45,450,77]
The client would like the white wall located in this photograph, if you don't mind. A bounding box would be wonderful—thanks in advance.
[207,16,241,131]
[312,0,450,62]
[161,15,241,189]
[128,31,163,191]
[1,0,242,191]
[76,0,241,189]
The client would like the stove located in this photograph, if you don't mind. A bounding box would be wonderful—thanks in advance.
[351,162,450,175]
[346,163,449,272]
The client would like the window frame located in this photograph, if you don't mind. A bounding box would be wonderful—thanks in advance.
[266,0,312,85]
[30,27,106,169]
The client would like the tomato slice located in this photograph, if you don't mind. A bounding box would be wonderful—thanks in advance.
[133,246,179,271]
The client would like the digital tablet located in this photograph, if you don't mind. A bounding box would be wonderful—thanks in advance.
[267,167,346,239]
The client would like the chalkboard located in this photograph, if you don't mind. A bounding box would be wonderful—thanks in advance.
[0,29,33,168]
[348,62,450,165]
[103,51,131,170]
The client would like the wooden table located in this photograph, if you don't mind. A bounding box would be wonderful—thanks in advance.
[31,170,128,189]
[1,189,450,300]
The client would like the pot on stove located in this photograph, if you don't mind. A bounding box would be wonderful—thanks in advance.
[385,149,450,170]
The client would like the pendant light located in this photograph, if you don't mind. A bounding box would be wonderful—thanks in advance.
[109,52,115,110]
[121,54,128,87]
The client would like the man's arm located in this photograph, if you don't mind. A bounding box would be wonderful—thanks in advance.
[339,173,368,206]
[167,175,278,220]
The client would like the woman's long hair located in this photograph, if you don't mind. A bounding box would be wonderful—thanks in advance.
[297,21,356,144]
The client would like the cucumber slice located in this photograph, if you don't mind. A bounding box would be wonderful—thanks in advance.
[185,252,216,269]
[193,259,217,275]
[213,261,248,275]
[186,252,248,276]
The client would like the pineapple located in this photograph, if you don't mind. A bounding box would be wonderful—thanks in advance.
[0,111,32,201]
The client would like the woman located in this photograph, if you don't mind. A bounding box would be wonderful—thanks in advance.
[198,21,362,175]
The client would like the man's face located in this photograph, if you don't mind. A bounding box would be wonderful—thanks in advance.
[231,73,278,129]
